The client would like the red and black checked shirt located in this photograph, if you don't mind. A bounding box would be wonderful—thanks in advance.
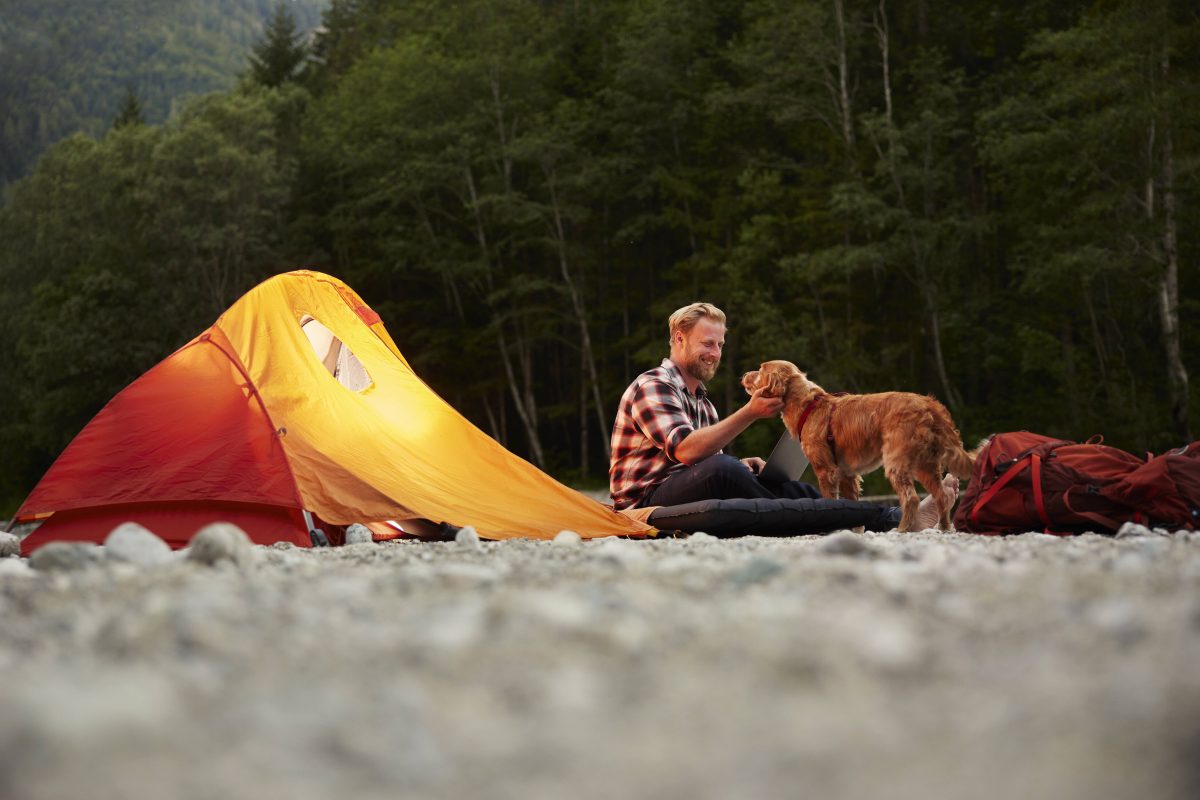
[609,359,720,510]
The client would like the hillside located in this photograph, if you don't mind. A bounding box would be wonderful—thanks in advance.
[0,0,327,194]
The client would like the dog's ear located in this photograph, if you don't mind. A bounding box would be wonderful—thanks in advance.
[763,365,789,397]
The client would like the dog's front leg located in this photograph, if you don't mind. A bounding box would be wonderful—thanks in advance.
[814,468,841,501]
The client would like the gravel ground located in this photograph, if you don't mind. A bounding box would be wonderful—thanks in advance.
[1,523,1198,800]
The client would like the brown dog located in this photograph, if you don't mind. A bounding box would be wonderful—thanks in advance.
[742,360,978,532]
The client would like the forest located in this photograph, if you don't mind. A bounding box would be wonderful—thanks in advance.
[0,0,327,194]
[0,0,1197,511]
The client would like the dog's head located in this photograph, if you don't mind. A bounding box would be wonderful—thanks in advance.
[741,360,809,399]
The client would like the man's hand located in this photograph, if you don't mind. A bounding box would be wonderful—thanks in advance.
[674,388,784,465]
[746,387,785,419]
[740,457,766,475]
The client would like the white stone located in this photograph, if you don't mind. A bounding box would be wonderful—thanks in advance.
[553,530,582,547]
[590,537,647,568]
[28,541,104,572]
[186,523,254,567]
[431,562,504,585]
[1115,522,1154,539]
[455,525,482,549]
[0,558,32,577]
[344,523,374,545]
[856,619,925,672]
[820,531,876,557]
[0,532,20,558]
[104,523,172,567]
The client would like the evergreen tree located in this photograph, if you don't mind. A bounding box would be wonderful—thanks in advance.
[248,3,309,88]
[112,87,144,128]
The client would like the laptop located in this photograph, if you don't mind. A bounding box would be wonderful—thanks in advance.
[759,432,810,483]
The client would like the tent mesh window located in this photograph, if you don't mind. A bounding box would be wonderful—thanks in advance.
[300,315,372,391]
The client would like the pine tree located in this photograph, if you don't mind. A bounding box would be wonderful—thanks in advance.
[112,87,144,129]
[248,3,308,88]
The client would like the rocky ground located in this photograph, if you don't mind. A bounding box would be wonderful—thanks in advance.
[1,521,1198,800]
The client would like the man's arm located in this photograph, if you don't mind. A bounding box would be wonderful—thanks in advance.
[674,388,783,465]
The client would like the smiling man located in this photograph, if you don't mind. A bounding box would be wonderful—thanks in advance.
[608,302,960,528]
[608,302,788,510]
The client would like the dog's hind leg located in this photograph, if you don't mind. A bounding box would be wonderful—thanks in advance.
[838,474,862,501]
[915,467,952,530]
[886,468,920,532]
[812,464,841,500]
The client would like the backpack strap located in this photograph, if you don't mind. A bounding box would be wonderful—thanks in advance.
[1031,454,1050,531]
[970,455,1033,529]
[1061,489,1122,532]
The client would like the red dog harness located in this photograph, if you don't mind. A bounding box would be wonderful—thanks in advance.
[793,392,848,463]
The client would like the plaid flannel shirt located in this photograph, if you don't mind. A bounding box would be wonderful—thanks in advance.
[609,358,720,510]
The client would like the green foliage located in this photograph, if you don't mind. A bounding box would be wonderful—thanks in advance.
[113,87,146,129]
[247,3,310,88]
[0,0,326,194]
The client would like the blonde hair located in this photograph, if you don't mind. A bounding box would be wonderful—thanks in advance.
[668,302,726,345]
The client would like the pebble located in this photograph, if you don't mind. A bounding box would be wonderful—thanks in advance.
[686,531,718,545]
[455,525,482,549]
[5,667,179,749]
[431,563,504,586]
[820,531,877,557]
[0,558,32,577]
[104,523,172,567]
[186,523,254,567]
[729,557,784,586]
[344,523,374,545]
[1115,522,1155,539]
[504,589,592,630]
[855,618,925,672]
[28,541,105,572]
[0,532,19,558]
[1089,600,1145,647]
[553,530,582,547]
[590,537,647,568]
[418,600,488,651]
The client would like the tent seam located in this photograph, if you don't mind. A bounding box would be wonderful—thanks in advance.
[199,332,307,510]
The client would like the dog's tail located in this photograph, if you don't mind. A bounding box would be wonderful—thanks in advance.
[944,435,990,480]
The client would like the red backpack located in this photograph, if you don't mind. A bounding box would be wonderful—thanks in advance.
[954,431,1200,535]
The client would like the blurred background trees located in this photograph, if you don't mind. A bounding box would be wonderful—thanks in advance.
[1,0,1197,509]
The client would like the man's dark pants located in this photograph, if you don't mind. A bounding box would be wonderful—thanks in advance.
[642,454,900,529]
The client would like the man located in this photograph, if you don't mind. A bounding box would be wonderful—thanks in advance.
[608,302,955,526]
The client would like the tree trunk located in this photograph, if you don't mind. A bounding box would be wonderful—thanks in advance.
[579,344,589,479]
[498,322,546,468]
[1158,103,1189,440]
[875,0,960,411]
[921,282,963,412]
[464,164,547,466]
[483,394,503,445]
[832,0,858,175]
[874,0,905,209]
[669,120,699,257]
[546,166,611,459]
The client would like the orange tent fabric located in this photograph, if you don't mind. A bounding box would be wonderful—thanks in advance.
[15,271,653,551]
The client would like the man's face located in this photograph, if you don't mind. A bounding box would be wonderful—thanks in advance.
[675,318,725,383]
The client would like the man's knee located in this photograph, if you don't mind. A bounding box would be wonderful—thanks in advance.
[698,454,763,494]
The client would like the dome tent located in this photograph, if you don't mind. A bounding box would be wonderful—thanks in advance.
[13,270,653,553]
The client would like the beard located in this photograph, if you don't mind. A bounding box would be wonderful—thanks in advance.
[682,353,719,383]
